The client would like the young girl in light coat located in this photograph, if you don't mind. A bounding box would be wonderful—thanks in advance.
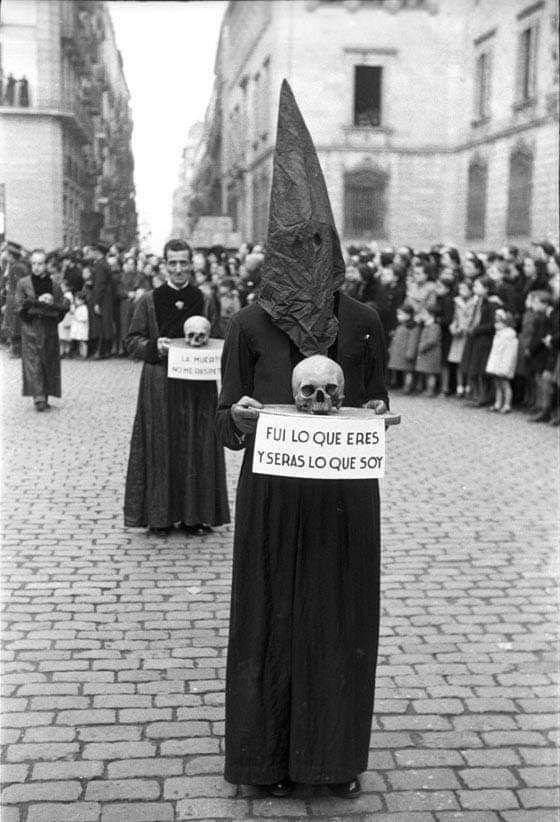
[486,309,519,414]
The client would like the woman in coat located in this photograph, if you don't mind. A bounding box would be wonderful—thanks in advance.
[460,276,496,406]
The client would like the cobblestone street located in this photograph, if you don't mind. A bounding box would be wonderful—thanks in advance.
[1,352,558,822]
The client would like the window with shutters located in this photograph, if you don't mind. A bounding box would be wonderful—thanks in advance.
[506,144,533,237]
[474,50,492,121]
[465,157,488,240]
[344,166,388,237]
[353,65,382,127]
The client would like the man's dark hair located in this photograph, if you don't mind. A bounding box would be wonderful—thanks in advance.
[380,252,394,268]
[163,239,192,261]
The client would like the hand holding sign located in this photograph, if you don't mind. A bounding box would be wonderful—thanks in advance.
[231,396,263,434]
[157,337,171,356]
[362,399,388,414]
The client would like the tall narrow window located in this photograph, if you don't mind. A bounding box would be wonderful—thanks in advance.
[252,170,270,243]
[465,157,488,240]
[227,187,239,232]
[344,165,388,237]
[353,65,382,127]
[506,144,533,237]
[517,24,538,103]
[474,50,491,120]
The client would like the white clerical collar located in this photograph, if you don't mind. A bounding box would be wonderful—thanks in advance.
[166,280,188,291]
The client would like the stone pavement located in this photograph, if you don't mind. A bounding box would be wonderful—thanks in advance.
[1,352,558,822]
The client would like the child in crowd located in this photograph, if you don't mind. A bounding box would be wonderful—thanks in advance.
[415,305,442,396]
[486,309,519,414]
[58,290,74,357]
[388,303,417,388]
[515,291,538,409]
[71,291,89,359]
[448,280,474,397]
[461,276,495,406]
[406,261,436,320]
[527,290,558,423]
[81,266,99,357]
[433,277,455,394]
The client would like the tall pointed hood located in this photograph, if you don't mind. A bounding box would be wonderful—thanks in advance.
[258,80,345,356]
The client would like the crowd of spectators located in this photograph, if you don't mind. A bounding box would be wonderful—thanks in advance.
[0,239,264,360]
[341,240,559,425]
[1,236,558,424]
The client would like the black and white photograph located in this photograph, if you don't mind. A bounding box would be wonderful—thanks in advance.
[0,0,559,820]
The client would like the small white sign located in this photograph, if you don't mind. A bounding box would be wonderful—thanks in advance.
[253,406,386,480]
[167,338,223,381]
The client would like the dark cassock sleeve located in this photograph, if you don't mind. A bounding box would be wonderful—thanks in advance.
[364,308,390,410]
[125,296,160,364]
[216,315,255,451]
[16,279,69,323]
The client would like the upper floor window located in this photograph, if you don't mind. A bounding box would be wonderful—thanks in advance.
[353,65,382,127]
[516,23,539,104]
[474,50,492,121]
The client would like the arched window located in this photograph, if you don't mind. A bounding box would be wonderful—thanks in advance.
[506,143,533,237]
[465,156,488,240]
[344,165,388,237]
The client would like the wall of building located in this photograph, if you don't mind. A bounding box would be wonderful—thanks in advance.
[0,0,136,249]
[199,0,558,251]
[0,114,63,248]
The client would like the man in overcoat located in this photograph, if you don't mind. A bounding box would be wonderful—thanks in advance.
[92,243,114,358]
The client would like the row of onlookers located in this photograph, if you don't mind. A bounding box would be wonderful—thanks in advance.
[2,237,558,423]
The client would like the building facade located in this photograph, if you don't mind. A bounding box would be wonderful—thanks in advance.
[0,0,137,250]
[183,0,558,251]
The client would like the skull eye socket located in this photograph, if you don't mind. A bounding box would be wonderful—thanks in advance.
[325,383,339,396]
[300,384,315,398]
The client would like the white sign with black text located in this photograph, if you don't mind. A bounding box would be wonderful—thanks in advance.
[253,406,386,479]
[167,338,223,381]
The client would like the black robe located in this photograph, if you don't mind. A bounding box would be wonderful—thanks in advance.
[15,275,68,397]
[124,285,230,530]
[93,259,115,341]
[216,294,388,785]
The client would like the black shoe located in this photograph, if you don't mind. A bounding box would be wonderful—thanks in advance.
[180,523,213,536]
[528,411,550,423]
[263,779,294,798]
[34,401,47,412]
[149,527,171,537]
[327,778,361,798]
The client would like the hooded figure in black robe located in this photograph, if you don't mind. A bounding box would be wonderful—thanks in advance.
[217,81,388,790]
[124,240,230,532]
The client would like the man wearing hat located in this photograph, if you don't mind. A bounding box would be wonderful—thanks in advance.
[91,242,114,359]
[217,81,388,799]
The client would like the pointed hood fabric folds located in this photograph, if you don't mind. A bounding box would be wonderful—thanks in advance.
[258,80,345,356]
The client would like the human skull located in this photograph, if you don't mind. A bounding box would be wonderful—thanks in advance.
[183,315,211,347]
[292,355,345,414]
